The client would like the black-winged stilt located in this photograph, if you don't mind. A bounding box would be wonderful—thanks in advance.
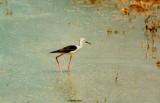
[50,38,91,73]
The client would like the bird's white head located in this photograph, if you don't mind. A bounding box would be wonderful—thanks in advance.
[79,38,91,46]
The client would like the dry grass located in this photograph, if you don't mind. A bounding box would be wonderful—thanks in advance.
[72,0,160,14]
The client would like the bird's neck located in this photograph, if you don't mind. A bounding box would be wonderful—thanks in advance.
[78,40,83,48]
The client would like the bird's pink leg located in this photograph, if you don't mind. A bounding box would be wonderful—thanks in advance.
[56,54,64,73]
[68,55,72,72]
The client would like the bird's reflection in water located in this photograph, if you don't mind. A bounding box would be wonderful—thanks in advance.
[54,72,82,102]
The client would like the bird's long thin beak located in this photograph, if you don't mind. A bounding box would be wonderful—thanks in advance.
[85,41,92,45]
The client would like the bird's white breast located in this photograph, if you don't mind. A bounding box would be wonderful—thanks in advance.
[69,45,81,55]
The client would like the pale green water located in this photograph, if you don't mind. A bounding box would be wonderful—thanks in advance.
[0,0,160,103]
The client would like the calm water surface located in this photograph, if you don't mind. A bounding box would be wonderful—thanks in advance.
[0,0,160,103]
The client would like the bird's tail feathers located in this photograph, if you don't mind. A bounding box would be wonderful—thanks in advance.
[50,50,58,53]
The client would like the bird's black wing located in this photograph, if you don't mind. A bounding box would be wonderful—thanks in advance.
[50,45,77,53]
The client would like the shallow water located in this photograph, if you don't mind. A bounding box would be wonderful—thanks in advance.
[0,0,160,103]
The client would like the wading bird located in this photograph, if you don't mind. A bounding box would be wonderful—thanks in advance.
[50,38,91,73]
